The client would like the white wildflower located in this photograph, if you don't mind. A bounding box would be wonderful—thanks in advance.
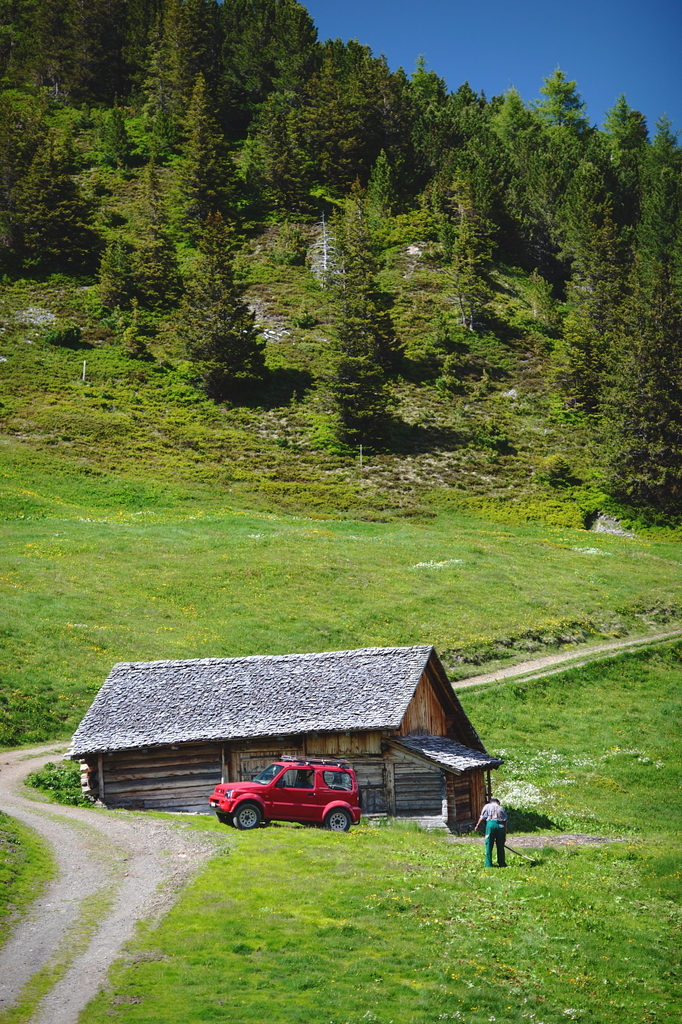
[412,559,463,569]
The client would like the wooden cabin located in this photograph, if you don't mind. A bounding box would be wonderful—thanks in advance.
[70,645,502,829]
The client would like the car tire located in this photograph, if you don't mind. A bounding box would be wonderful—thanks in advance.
[233,802,263,830]
[215,811,233,827]
[324,808,352,832]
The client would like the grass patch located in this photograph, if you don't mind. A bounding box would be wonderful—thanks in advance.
[82,827,680,1024]
[461,643,682,835]
[0,812,53,949]
[0,441,680,745]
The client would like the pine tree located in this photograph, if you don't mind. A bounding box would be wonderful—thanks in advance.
[603,95,648,231]
[325,184,398,441]
[98,237,134,308]
[219,0,319,134]
[637,116,682,295]
[331,183,397,366]
[121,300,151,359]
[179,213,265,400]
[67,0,127,105]
[99,107,131,168]
[133,160,182,309]
[12,129,98,270]
[141,0,189,156]
[178,74,237,235]
[440,176,493,330]
[0,91,46,259]
[605,261,682,515]
[533,68,589,133]
[367,149,397,225]
[243,91,310,212]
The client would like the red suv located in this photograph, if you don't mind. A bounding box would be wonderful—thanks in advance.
[208,757,362,832]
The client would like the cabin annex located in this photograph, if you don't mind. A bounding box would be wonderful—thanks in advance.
[70,645,502,828]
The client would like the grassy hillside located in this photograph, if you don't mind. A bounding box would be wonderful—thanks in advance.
[0,223,618,531]
[1,443,681,747]
[76,645,682,1024]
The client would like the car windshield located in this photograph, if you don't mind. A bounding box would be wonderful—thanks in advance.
[251,764,283,785]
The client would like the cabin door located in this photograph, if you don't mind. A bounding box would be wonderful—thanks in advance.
[351,759,388,814]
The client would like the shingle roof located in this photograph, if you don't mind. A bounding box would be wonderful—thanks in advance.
[392,734,502,773]
[71,645,442,756]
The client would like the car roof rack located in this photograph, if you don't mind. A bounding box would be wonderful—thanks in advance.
[279,755,350,767]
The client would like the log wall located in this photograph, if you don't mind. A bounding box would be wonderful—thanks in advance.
[79,734,488,822]
[100,743,223,812]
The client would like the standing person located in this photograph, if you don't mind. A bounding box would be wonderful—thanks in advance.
[474,797,508,867]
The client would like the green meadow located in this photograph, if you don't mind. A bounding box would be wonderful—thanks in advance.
[1,445,681,1024]
[77,646,682,1024]
[1,443,681,747]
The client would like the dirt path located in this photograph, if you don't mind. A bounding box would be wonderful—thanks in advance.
[452,627,682,690]
[0,744,223,1024]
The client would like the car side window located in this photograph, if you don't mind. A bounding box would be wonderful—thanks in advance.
[277,768,314,788]
[322,770,353,791]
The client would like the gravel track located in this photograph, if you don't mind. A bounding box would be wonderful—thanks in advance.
[452,628,682,690]
[0,743,223,1024]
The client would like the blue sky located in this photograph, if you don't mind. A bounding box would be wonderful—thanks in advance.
[303,0,681,136]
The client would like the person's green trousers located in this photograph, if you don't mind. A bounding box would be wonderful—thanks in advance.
[484,820,506,867]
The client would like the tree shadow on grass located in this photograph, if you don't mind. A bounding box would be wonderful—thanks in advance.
[506,807,561,832]
[376,416,466,456]
[240,367,314,410]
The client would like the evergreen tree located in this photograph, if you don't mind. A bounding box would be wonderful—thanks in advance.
[133,159,182,309]
[98,236,134,308]
[533,68,589,133]
[121,300,150,359]
[219,0,319,134]
[99,106,131,168]
[603,95,648,231]
[300,39,412,194]
[180,213,265,400]
[605,261,682,514]
[243,91,310,211]
[67,0,127,105]
[440,176,493,330]
[178,74,237,234]
[367,149,398,225]
[558,159,628,410]
[183,0,222,94]
[326,184,398,441]
[0,91,46,258]
[141,0,189,156]
[12,129,98,270]
[331,183,397,366]
[637,116,682,295]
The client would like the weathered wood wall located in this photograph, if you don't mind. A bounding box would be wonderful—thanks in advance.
[398,674,447,736]
[80,733,489,822]
[94,743,223,812]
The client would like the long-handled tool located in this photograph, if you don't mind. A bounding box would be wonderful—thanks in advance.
[504,843,538,866]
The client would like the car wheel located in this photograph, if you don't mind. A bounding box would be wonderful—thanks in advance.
[324,808,352,832]
[233,802,262,830]
[215,811,233,827]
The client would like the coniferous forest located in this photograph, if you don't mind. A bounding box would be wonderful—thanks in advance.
[0,0,681,525]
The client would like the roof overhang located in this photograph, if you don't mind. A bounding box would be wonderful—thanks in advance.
[388,736,503,775]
